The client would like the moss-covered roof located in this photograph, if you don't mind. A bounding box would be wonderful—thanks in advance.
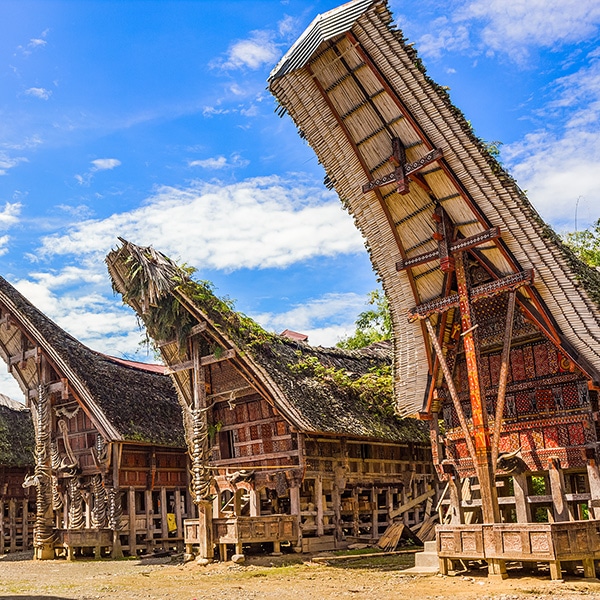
[0,276,184,448]
[106,240,429,444]
[0,394,35,468]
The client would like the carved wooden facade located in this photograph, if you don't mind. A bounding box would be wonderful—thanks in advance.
[107,241,435,557]
[0,276,193,559]
[269,0,600,579]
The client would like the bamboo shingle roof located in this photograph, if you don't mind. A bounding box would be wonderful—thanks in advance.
[268,0,600,416]
[0,276,184,447]
[106,240,429,444]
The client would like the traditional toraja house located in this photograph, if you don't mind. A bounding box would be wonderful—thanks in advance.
[268,0,600,580]
[0,393,35,553]
[106,239,435,559]
[0,276,192,559]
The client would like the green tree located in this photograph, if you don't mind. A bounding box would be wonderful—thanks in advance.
[562,218,600,267]
[337,288,392,349]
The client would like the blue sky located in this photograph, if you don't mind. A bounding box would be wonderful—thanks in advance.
[1,0,599,399]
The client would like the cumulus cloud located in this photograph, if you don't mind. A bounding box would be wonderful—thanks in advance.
[188,153,248,169]
[0,152,27,175]
[0,202,22,229]
[217,31,280,70]
[37,176,366,270]
[503,53,600,229]
[24,87,52,100]
[411,0,600,62]
[252,292,368,347]
[75,158,121,185]
[91,158,121,171]
[459,0,600,54]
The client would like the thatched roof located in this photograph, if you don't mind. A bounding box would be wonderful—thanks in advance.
[268,0,600,416]
[0,276,184,447]
[106,240,428,444]
[0,394,34,468]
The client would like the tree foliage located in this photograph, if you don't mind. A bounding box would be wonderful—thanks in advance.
[562,218,600,268]
[337,288,391,349]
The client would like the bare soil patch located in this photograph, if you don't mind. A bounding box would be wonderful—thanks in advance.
[1,551,600,600]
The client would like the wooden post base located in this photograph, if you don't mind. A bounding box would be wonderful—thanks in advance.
[487,558,508,580]
[34,543,55,560]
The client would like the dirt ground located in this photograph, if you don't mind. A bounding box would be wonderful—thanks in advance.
[2,550,600,600]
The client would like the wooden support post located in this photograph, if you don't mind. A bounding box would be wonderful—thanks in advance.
[586,457,600,520]
[548,458,570,522]
[9,499,16,553]
[174,489,183,535]
[371,487,378,540]
[145,489,153,552]
[249,489,260,517]
[0,499,4,555]
[128,487,136,556]
[234,489,243,516]
[160,487,168,541]
[512,473,531,523]
[352,488,359,537]
[447,476,463,525]
[315,476,324,537]
[197,500,214,560]
[22,499,28,552]
[332,484,342,542]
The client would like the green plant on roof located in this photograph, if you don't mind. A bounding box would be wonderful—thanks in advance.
[110,240,277,354]
[289,352,395,419]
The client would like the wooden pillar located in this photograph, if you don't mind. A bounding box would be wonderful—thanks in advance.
[586,457,600,520]
[352,487,359,537]
[9,499,16,553]
[315,476,324,537]
[128,487,136,556]
[145,489,153,551]
[289,484,302,551]
[212,491,220,519]
[0,499,4,555]
[332,484,342,542]
[160,487,168,540]
[22,500,28,551]
[234,489,243,516]
[548,458,570,522]
[371,487,378,540]
[174,489,183,534]
[197,500,213,560]
[249,489,260,517]
[447,476,464,525]
[512,474,531,523]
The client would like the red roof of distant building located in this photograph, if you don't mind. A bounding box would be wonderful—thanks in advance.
[101,354,168,374]
[280,329,309,342]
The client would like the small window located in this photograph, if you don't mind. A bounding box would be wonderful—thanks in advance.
[218,430,235,460]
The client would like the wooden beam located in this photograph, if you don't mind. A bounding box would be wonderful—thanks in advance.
[408,269,533,321]
[389,488,435,519]
[164,349,236,374]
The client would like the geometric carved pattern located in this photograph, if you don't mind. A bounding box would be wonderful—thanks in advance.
[530,531,551,554]
[568,423,585,445]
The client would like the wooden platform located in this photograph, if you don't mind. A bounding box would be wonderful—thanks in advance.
[437,520,600,579]
[57,528,113,560]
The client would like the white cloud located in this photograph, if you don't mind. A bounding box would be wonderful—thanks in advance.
[459,0,600,54]
[24,87,52,100]
[253,292,367,347]
[188,153,248,169]
[0,236,10,257]
[504,54,600,230]
[218,31,280,70]
[37,176,366,270]
[189,156,228,169]
[91,158,121,171]
[0,202,22,229]
[0,152,27,175]
[75,158,121,185]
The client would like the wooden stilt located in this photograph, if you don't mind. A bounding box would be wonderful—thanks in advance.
[548,458,570,522]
